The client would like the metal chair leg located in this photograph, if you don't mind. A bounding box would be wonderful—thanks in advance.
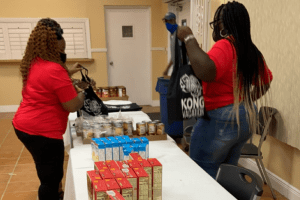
[258,159,276,199]
[255,158,267,184]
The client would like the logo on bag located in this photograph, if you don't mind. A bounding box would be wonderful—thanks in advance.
[84,99,102,115]
[180,74,204,118]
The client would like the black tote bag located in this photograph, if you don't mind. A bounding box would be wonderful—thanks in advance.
[167,36,209,124]
[79,67,108,116]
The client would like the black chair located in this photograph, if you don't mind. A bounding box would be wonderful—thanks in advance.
[216,164,264,200]
[240,106,279,199]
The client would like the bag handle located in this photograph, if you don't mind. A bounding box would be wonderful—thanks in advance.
[175,34,188,67]
[80,66,92,84]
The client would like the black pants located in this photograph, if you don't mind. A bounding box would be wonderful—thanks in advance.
[14,128,64,200]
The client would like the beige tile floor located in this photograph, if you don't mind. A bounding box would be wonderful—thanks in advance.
[0,109,288,200]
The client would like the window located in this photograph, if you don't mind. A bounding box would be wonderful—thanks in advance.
[122,26,133,38]
[0,18,91,60]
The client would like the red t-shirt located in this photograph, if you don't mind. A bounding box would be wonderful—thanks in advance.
[13,58,78,140]
[205,39,273,111]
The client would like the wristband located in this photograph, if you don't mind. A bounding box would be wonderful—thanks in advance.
[184,34,195,44]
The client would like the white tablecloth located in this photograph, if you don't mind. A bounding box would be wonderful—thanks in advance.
[63,125,236,200]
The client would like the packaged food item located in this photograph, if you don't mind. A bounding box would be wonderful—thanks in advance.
[148,122,156,135]
[123,148,131,161]
[142,121,150,134]
[105,160,119,169]
[102,87,110,98]
[99,168,114,180]
[91,138,98,162]
[103,122,113,137]
[116,86,126,97]
[109,168,125,179]
[153,120,161,124]
[132,138,142,145]
[104,179,121,193]
[96,141,106,162]
[93,180,108,200]
[75,115,83,136]
[115,178,134,200]
[132,168,149,200]
[96,87,102,98]
[136,159,152,200]
[126,159,141,169]
[107,137,120,161]
[139,137,149,159]
[109,87,118,97]
[99,138,113,161]
[123,121,133,136]
[83,120,94,140]
[113,125,124,136]
[116,161,130,170]
[106,190,125,200]
[87,170,102,200]
[131,144,139,154]
[136,122,146,136]
[94,161,108,171]
[122,168,138,200]
[129,152,143,161]
[93,123,102,138]
[138,144,147,159]
[156,123,165,135]
[115,137,127,161]
[148,158,162,200]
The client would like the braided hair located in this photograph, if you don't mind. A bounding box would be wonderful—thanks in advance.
[20,18,69,87]
[213,2,271,132]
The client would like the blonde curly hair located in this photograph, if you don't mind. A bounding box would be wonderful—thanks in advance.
[20,18,69,87]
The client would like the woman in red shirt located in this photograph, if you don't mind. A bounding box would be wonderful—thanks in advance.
[177,2,273,178]
[12,18,84,200]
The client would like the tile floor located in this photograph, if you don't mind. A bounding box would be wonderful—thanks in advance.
[0,110,288,200]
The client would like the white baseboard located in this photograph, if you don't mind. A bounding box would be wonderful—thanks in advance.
[0,105,19,113]
[151,100,160,107]
[238,158,300,200]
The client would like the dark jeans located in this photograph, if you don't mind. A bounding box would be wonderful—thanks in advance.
[14,128,64,200]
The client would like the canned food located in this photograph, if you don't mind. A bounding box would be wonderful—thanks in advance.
[102,87,109,98]
[114,126,124,136]
[103,122,112,136]
[148,122,156,135]
[109,87,118,97]
[118,87,122,97]
[93,123,101,138]
[96,87,102,97]
[136,122,146,136]
[123,121,133,135]
[113,120,123,127]
[156,123,165,135]
[122,87,126,97]
[153,120,161,124]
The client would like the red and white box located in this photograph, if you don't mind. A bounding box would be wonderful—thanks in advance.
[126,159,141,169]
[93,180,108,200]
[115,177,134,200]
[94,161,108,171]
[122,168,138,200]
[106,160,120,169]
[87,170,102,200]
[117,161,130,170]
[104,179,121,193]
[99,168,114,180]
[132,168,149,200]
[109,168,125,179]
[106,190,125,200]
[129,152,142,161]
[148,158,162,200]
[137,159,152,200]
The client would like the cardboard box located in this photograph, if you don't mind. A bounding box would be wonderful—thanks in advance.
[106,160,120,169]
[148,158,162,200]
[132,168,149,200]
[126,160,141,169]
[87,170,102,200]
[122,168,138,200]
[94,161,108,171]
[129,153,142,161]
[137,159,152,200]
[109,168,125,179]
[115,178,134,200]
[104,179,121,193]
[117,161,130,170]
[93,180,108,200]
[106,190,125,200]
[99,169,114,180]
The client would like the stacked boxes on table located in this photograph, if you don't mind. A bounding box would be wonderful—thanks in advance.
[87,140,162,200]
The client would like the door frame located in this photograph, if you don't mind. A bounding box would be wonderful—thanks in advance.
[104,6,152,105]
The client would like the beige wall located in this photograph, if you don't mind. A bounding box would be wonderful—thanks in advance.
[210,0,300,191]
[0,0,168,106]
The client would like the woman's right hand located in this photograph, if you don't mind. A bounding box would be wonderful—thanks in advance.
[74,85,84,94]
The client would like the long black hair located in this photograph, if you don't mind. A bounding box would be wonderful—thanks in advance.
[213,1,271,132]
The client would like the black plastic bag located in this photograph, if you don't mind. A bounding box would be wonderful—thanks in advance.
[79,67,108,116]
[167,36,209,124]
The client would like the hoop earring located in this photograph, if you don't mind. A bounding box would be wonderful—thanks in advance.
[220,29,228,38]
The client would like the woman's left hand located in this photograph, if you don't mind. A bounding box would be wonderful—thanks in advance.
[69,62,82,75]
[177,26,193,41]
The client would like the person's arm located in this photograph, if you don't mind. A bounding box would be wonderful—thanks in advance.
[251,83,271,102]
[177,26,216,82]
[163,60,173,76]
[61,91,85,112]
